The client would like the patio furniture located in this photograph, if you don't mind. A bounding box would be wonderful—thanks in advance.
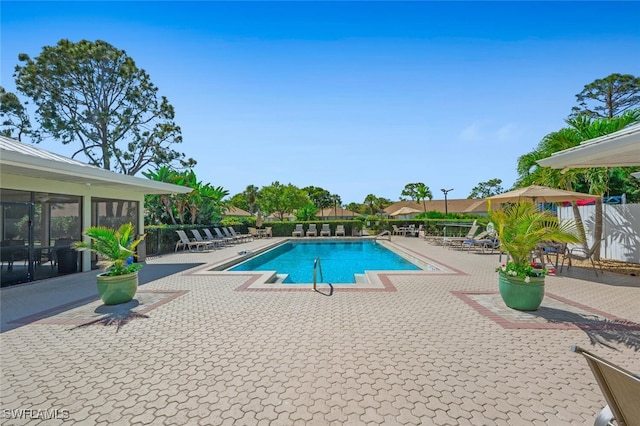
[320,224,331,237]
[560,239,604,276]
[444,221,480,249]
[392,225,406,236]
[175,230,209,252]
[229,226,253,242]
[571,345,640,426]
[264,227,273,238]
[222,227,244,243]
[292,224,304,237]
[335,225,346,237]
[306,224,318,237]
[191,229,220,249]
[213,228,236,245]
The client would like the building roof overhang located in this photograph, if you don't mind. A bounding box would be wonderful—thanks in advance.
[1,137,191,194]
[537,124,640,170]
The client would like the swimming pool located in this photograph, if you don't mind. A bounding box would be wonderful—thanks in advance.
[229,240,432,283]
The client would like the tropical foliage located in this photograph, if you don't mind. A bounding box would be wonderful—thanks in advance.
[259,181,310,221]
[468,178,504,199]
[74,223,145,276]
[143,167,228,225]
[488,202,582,280]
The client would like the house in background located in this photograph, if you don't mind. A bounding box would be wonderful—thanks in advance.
[0,136,190,287]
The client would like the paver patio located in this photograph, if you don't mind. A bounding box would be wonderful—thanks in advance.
[1,236,639,425]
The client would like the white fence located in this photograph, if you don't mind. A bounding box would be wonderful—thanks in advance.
[557,204,640,263]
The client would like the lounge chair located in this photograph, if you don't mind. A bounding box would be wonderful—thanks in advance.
[191,229,220,249]
[207,228,233,245]
[175,230,209,252]
[444,221,480,249]
[223,227,245,243]
[215,227,238,244]
[392,225,406,236]
[571,345,640,426]
[306,224,318,237]
[320,224,331,237]
[229,226,252,242]
[560,239,604,276]
[335,225,346,237]
[292,224,304,237]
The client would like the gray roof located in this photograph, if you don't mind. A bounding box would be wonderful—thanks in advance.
[0,135,191,194]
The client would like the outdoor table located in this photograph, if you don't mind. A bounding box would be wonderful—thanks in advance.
[256,229,267,238]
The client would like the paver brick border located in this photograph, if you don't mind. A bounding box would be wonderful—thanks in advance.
[452,290,640,330]
[8,290,189,326]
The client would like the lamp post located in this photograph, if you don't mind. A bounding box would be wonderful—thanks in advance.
[441,188,453,216]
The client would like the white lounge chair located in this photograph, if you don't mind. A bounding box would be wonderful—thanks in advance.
[335,225,346,237]
[306,224,317,237]
[292,224,304,237]
[320,224,331,237]
[175,230,209,252]
[191,229,220,249]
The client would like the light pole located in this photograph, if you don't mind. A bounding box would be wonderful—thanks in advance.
[441,188,453,216]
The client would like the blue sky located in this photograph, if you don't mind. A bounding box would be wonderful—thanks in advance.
[2,1,640,204]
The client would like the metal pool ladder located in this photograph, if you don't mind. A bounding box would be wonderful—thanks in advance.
[313,257,323,290]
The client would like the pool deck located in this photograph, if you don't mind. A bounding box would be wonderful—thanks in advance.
[1,236,639,425]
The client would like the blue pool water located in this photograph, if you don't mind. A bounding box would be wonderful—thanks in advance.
[229,240,422,283]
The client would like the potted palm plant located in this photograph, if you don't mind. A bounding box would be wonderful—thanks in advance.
[74,222,146,305]
[488,202,582,311]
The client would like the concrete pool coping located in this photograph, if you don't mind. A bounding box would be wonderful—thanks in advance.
[190,238,466,291]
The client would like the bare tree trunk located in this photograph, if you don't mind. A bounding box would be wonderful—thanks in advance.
[593,198,604,261]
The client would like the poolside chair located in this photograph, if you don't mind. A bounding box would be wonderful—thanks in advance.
[292,224,304,237]
[229,226,253,242]
[205,228,232,246]
[306,224,318,237]
[248,227,258,239]
[335,225,346,237]
[223,227,245,243]
[560,239,604,276]
[264,227,273,238]
[570,345,640,426]
[191,229,220,249]
[320,224,331,237]
[392,225,406,236]
[175,230,209,252]
[213,228,237,245]
[445,221,480,249]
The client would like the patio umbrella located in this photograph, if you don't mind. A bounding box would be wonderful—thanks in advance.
[487,185,595,204]
[256,212,263,228]
[389,206,422,217]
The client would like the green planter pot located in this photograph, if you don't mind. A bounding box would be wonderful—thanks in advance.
[96,271,138,305]
[498,272,545,311]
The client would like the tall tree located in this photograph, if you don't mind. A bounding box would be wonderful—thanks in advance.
[243,185,260,215]
[260,182,309,221]
[330,194,342,218]
[303,186,332,209]
[570,73,640,119]
[0,86,37,142]
[14,39,195,175]
[401,183,432,213]
[468,178,504,199]
[364,194,378,215]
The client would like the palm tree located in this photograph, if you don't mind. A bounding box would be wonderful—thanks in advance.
[244,185,259,216]
[415,183,433,214]
[364,194,377,216]
[521,110,640,258]
[331,194,341,219]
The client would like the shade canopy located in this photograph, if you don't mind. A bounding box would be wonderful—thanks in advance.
[389,206,422,216]
[487,185,595,203]
[537,123,640,170]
